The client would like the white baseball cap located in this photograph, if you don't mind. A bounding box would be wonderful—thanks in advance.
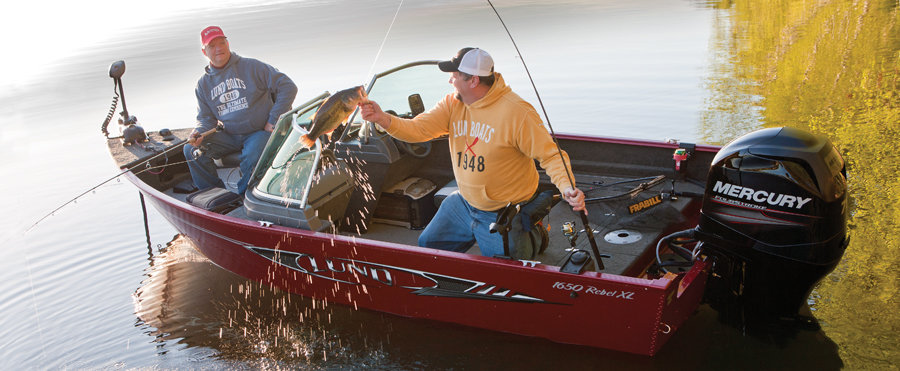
[438,47,494,76]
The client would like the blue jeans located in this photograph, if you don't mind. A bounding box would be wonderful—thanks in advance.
[183,130,270,195]
[418,192,531,259]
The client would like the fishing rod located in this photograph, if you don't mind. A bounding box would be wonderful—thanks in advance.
[29,56,226,233]
[486,0,605,270]
[24,126,218,234]
[585,175,667,203]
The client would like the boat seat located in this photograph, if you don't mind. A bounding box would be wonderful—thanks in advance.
[433,179,458,207]
[213,151,242,168]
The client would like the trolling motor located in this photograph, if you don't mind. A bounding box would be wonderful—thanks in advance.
[101,60,146,144]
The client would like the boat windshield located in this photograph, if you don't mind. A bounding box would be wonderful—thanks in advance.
[248,61,452,206]
[249,95,327,207]
[344,61,452,137]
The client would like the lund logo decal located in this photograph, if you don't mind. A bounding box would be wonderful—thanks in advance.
[248,247,562,305]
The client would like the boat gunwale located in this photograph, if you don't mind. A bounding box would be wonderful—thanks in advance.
[116,129,715,356]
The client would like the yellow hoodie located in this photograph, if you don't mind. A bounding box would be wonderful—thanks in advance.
[383,72,574,211]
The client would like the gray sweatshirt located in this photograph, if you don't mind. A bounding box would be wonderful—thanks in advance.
[195,52,298,135]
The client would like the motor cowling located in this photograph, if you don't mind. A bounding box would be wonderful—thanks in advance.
[696,127,849,328]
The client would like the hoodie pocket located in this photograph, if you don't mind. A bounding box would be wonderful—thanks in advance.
[456,181,503,211]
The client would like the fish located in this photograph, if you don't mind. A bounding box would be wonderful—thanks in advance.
[299,85,368,148]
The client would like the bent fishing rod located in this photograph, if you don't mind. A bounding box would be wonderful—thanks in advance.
[486,0,605,270]
[24,126,219,234]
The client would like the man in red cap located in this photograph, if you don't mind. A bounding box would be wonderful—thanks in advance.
[360,47,586,260]
[184,26,298,195]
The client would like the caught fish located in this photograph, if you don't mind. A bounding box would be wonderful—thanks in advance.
[299,85,368,148]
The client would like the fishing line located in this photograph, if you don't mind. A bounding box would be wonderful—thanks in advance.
[21,247,48,364]
[364,0,405,82]
[486,0,605,269]
[24,142,190,234]
[20,145,186,366]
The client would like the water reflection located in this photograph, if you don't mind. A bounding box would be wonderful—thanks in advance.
[134,235,396,367]
[701,1,900,368]
[133,235,844,369]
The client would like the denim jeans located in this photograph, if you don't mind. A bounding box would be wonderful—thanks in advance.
[418,191,532,259]
[183,130,270,195]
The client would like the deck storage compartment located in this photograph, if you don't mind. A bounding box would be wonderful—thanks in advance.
[334,132,422,232]
[372,177,437,229]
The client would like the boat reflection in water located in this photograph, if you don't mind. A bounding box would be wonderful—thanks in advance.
[133,235,844,369]
[133,235,399,366]
[134,235,634,368]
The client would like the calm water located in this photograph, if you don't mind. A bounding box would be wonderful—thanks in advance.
[1,0,897,369]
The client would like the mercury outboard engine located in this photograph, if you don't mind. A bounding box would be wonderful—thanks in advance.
[696,127,849,329]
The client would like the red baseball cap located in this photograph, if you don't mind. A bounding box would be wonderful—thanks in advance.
[201,26,226,46]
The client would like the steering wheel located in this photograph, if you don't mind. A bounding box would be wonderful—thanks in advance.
[395,139,432,159]
[378,109,432,158]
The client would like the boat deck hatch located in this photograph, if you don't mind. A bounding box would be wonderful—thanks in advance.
[604,229,642,244]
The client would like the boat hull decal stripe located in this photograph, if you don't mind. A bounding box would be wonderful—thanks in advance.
[242,246,563,304]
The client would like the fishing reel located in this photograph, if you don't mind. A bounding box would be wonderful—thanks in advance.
[561,221,603,249]
[101,60,146,145]
[557,220,610,274]
[561,221,579,248]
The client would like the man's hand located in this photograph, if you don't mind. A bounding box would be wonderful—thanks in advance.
[188,129,204,146]
[264,122,275,132]
[563,187,587,215]
[358,100,391,129]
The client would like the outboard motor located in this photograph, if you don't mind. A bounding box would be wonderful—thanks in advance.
[696,127,849,329]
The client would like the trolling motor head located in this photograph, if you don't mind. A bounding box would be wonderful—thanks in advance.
[109,60,126,79]
[101,60,145,144]
[696,127,849,330]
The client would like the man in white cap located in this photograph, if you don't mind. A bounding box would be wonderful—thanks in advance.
[184,26,298,195]
[360,47,585,259]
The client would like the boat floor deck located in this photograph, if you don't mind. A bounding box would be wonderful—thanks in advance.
[160,169,702,276]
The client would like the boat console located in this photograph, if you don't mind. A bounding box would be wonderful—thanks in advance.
[239,61,454,234]
[333,130,425,232]
[244,146,354,231]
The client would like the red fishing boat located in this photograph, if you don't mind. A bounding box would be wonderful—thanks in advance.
[105,60,848,356]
